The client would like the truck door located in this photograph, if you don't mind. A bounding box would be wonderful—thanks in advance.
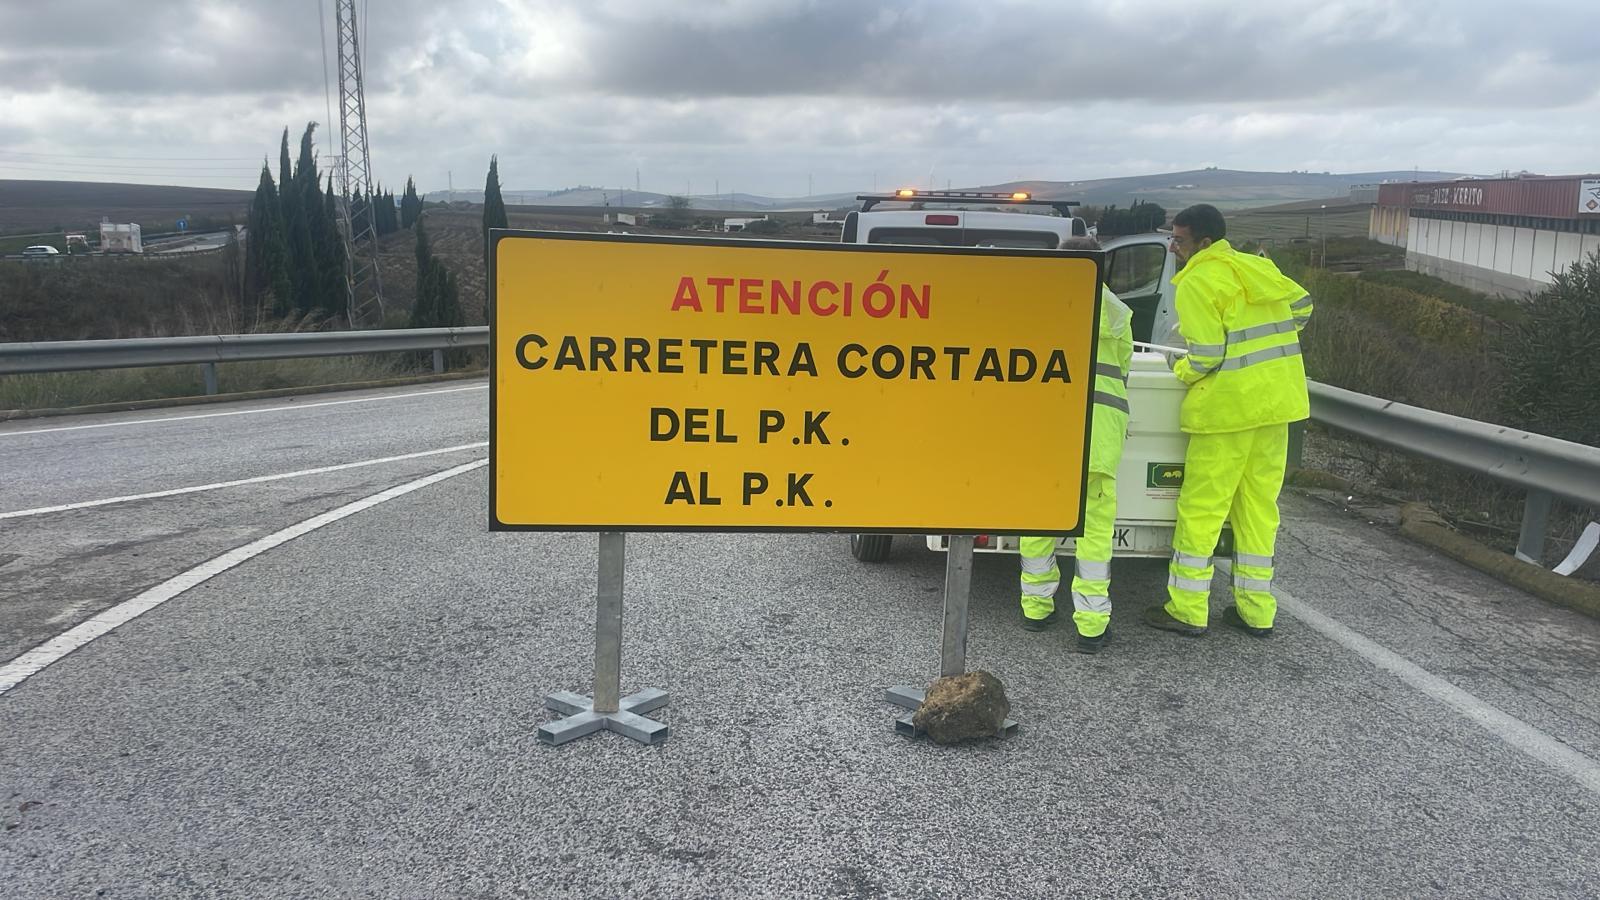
[1105,239,1169,344]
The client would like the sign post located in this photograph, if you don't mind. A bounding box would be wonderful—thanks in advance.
[884,534,1018,738]
[491,231,1102,747]
[537,531,670,746]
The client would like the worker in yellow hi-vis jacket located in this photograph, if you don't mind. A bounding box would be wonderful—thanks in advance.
[1019,236,1133,654]
[1144,204,1313,639]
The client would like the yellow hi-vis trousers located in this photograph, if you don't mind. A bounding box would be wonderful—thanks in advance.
[1020,472,1116,636]
[1164,424,1288,630]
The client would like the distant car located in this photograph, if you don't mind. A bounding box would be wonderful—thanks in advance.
[21,245,60,258]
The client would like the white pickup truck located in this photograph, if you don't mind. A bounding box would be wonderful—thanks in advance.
[839,190,1226,563]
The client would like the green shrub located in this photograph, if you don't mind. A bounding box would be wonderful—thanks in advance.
[1499,251,1600,447]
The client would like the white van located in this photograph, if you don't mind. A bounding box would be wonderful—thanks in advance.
[840,192,1224,562]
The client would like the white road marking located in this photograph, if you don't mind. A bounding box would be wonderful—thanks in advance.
[0,383,488,438]
[0,442,487,520]
[1219,560,1600,797]
[0,459,486,696]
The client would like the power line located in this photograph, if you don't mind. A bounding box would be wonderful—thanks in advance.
[0,150,264,162]
[319,0,337,165]
[0,160,259,174]
[0,155,262,173]
[0,164,256,182]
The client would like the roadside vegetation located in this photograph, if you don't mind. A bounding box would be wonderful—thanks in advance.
[0,127,481,413]
[1276,238,1599,570]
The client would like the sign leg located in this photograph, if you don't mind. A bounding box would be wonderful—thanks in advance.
[537,532,670,747]
[594,531,624,714]
[940,534,974,678]
[886,534,1017,740]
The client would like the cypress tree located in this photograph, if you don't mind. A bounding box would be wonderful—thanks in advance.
[411,218,437,328]
[402,177,421,229]
[246,161,293,319]
[321,174,349,315]
[369,181,384,236]
[483,155,508,267]
[278,129,292,198]
[245,163,275,304]
[280,125,317,313]
[380,186,396,235]
[350,186,366,237]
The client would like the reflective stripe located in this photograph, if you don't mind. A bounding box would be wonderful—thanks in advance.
[1075,559,1111,581]
[1172,551,1211,570]
[1227,319,1297,343]
[1218,343,1301,371]
[1093,391,1130,413]
[1186,342,1225,357]
[1167,574,1212,593]
[1020,554,1056,575]
[1185,356,1218,375]
[1290,294,1314,311]
[1095,362,1128,382]
[1021,567,1059,595]
[1234,552,1274,568]
[1233,576,1273,593]
[1071,590,1111,614]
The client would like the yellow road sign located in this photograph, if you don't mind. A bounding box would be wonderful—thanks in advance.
[490,231,1102,534]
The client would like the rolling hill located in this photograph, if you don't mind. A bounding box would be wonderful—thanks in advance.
[426,168,1466,213]
[0,180,253,234]
[3,167,1469,236]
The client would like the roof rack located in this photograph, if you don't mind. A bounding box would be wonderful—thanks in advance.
[857,189,1081,217]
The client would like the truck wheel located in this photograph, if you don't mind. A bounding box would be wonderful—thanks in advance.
[850,533,892,562]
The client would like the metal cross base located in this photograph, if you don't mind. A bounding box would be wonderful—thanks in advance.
[885,685,1018,740]
[537,687,670,747]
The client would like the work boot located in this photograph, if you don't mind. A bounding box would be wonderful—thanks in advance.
[1021,608,1058,632]
[1142,604,1207,637]
[1075,630,1109,654]
[1222,605,1272,638]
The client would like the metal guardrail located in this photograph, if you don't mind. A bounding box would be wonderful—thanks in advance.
[1309,382,1600,562]
[0,327,488,395]
[1,327,1596,563]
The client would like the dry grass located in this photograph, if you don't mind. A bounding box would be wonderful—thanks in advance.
[0,355,411,413]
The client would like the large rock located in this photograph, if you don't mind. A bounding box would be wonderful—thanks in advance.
[913,671,1010,744]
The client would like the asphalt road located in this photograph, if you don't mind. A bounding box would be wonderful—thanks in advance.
[3,380,1599,898]
[145,231,234,255]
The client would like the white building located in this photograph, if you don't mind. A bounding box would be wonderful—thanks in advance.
[1371,175,1600,297]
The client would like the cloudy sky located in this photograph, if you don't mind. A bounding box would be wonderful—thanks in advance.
[1,0,1595,197]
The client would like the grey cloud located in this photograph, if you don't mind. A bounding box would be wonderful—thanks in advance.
[2,0,1591,108]
[526,0,1596,108]
[1,0,1595,198]
[0,0,442,96]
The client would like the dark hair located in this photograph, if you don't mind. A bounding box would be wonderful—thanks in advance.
[1173,204,1226,242]
[1060,236,1102,252]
